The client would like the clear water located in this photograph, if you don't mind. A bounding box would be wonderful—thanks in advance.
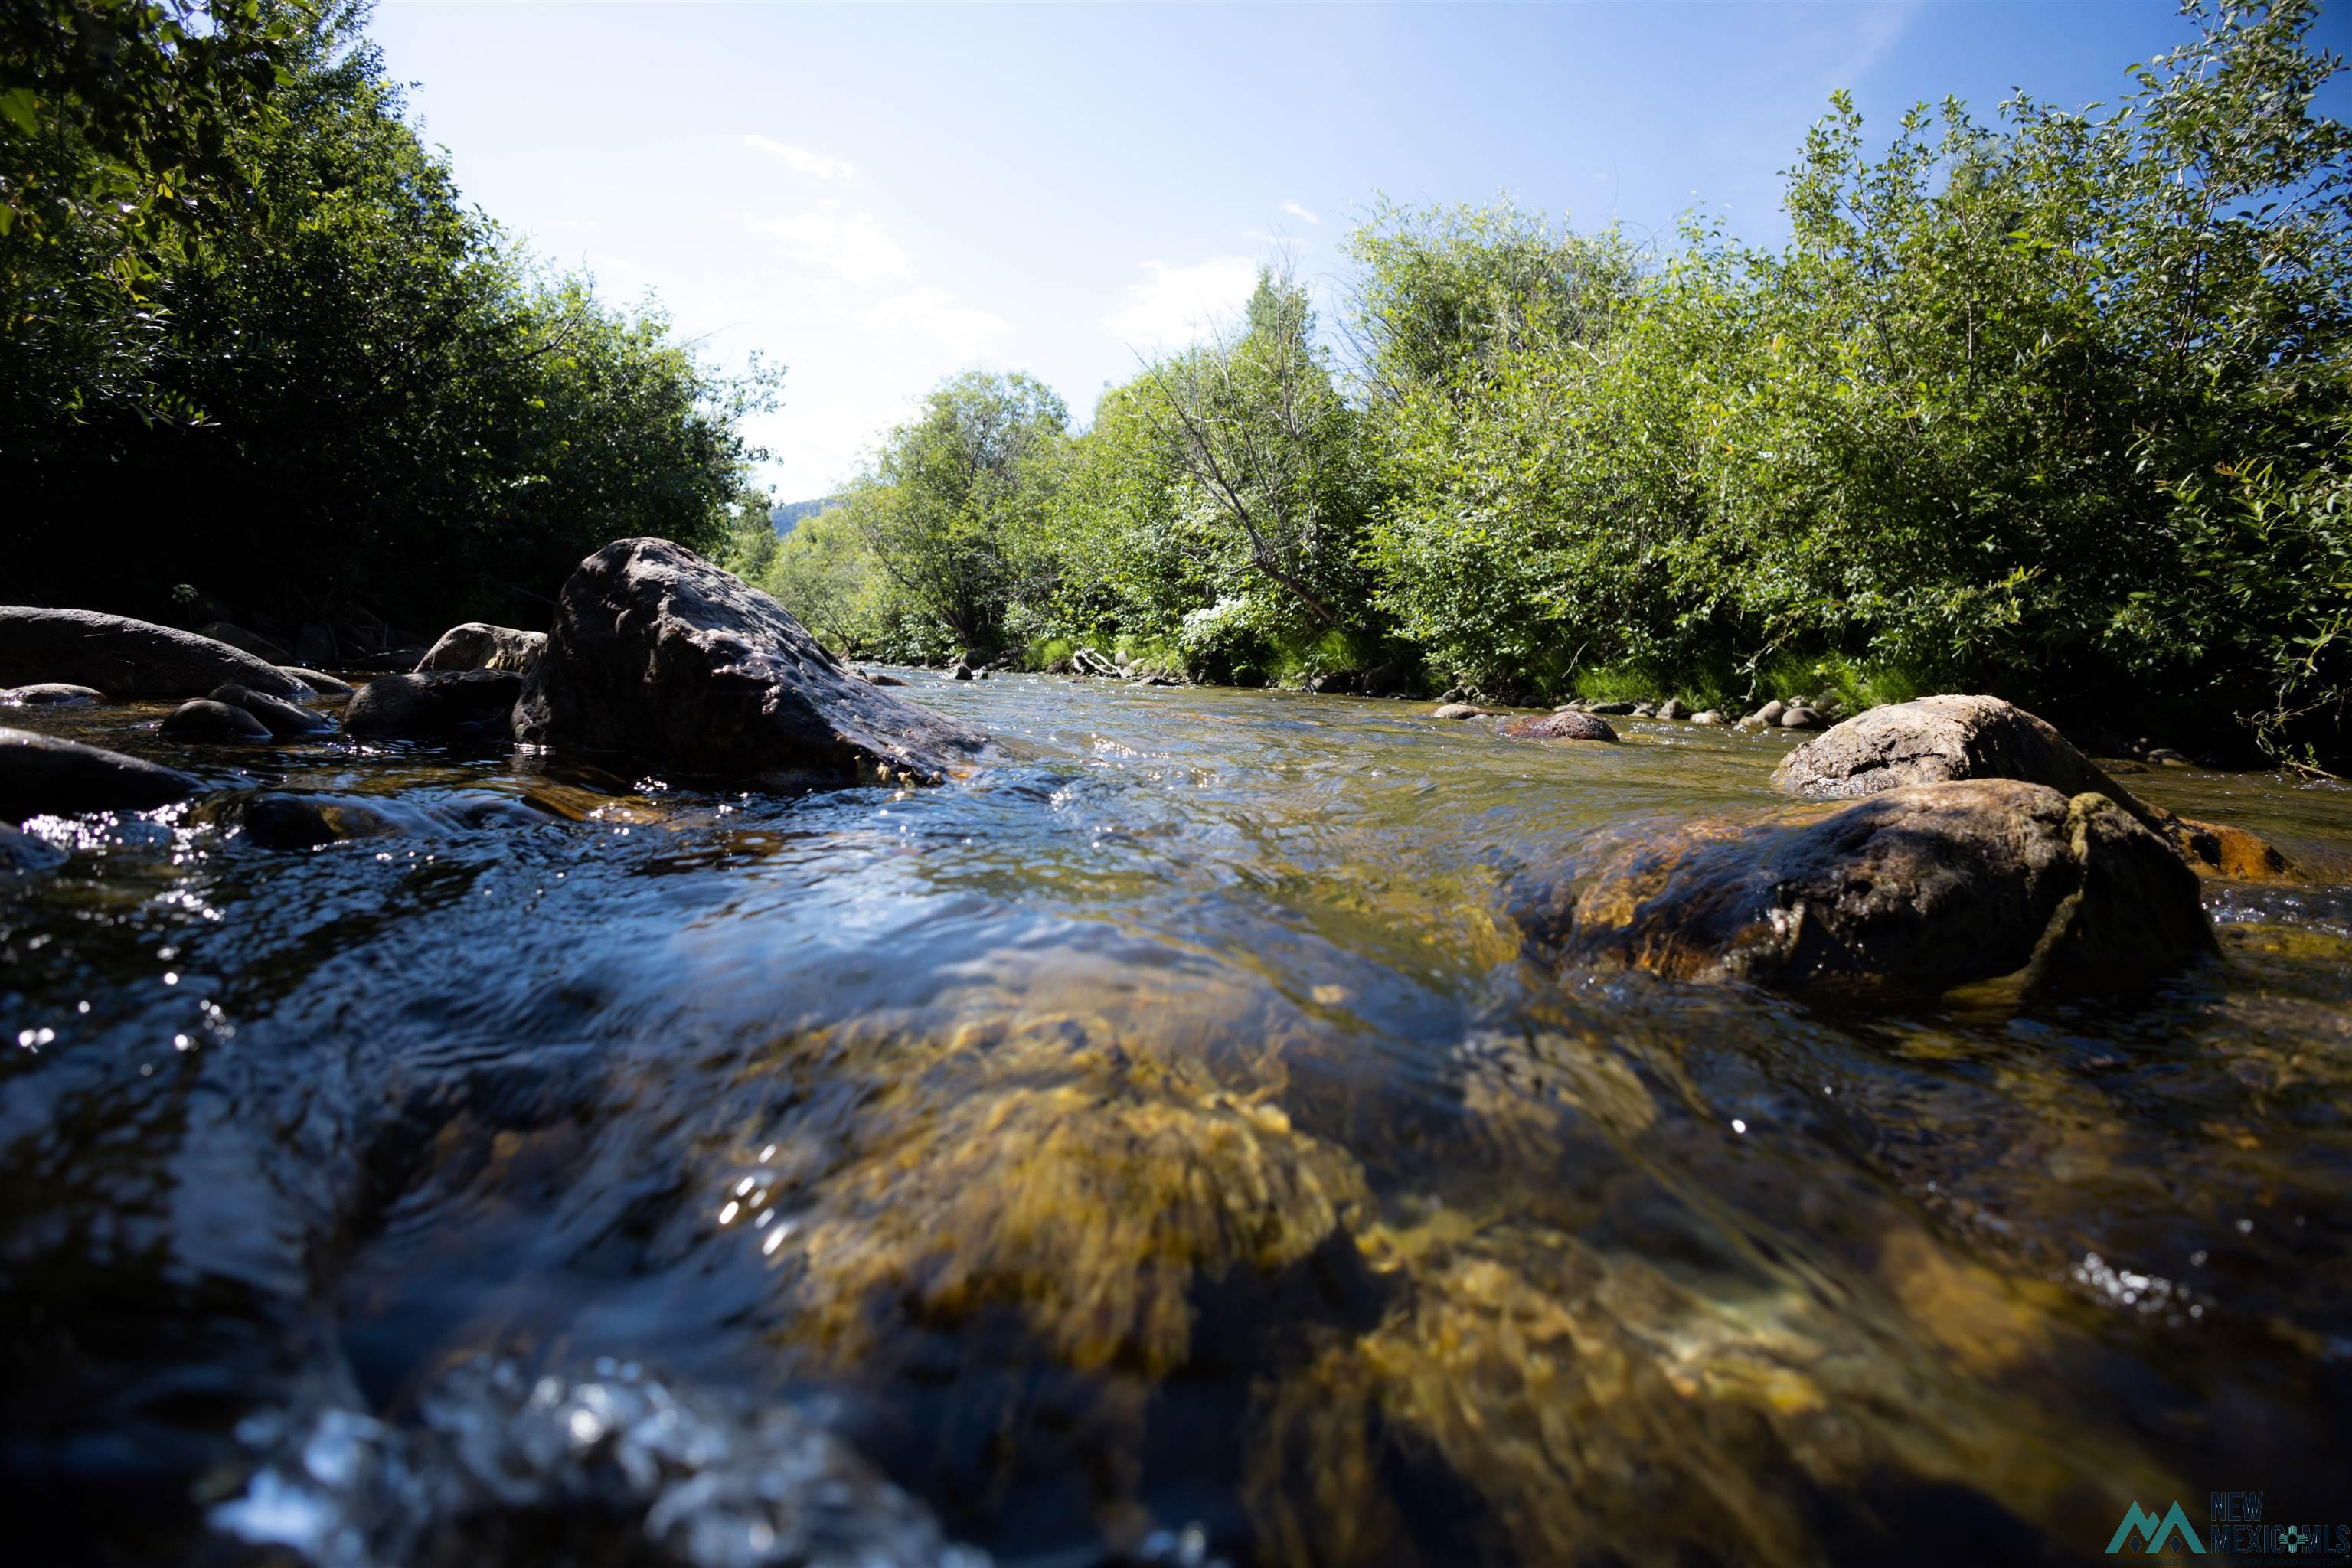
[4,676,2350,1566]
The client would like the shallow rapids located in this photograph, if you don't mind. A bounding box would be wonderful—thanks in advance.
[3,675,2350,1566]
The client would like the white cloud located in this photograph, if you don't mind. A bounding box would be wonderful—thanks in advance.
[1282,200,1321,225]
[1104,256,1259,350]
[743,135,855,181]
[865,286,1014,360]
[747,201,912,283]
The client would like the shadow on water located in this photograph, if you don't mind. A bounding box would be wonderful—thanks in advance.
[2,678,2349,1564]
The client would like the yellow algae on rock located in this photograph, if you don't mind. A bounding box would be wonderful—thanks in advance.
[740,1013,1368,1380]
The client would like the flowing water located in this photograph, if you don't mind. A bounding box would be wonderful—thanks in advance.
[4,676,2350,1566]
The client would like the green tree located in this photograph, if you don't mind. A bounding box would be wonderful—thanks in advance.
[1147,264,1374,629]
[849,370,1067,654]
[3,0,781,636]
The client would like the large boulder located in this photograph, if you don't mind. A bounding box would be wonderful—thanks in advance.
[1775,693,2301,880]
[1774,694,2134,809]
[1521,779,2214,996]
[513,538,988,787]
[343,670,524,740]
[414,622,547,675]
[0,607,306,700]
[0,727,199,822]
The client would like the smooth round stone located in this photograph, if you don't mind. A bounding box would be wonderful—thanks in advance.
[2,684,106,706]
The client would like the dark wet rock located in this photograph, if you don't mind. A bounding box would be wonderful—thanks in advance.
[2,683,105,706]
[858,668,908,687]
[0,726,198,822]
[1585,701,1637,716]
[279,665,353,697]
[0,606,306,699]
[1359,661,1410,697]
[1772,694,2138,812]
[197,621,290,662]
[1432,703,1504,720]
[160,698,271,742]
[514,537,988,788]
[414,622,547,675]
[0,822,67,872]
[1631,702,1658,718]
[1778,706,1825,730]
[1690,709,1726,725]
[2146,747,2194,767]
[1130,673,1176,687]
[1501,710,1619,743]
[1658,698,1689,720]
[1524,779,2213,996]
[344,669,524,739]
[208,682,334,738]
[949,663,974,681]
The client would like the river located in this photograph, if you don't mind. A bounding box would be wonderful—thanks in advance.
[4,675,2349,1566]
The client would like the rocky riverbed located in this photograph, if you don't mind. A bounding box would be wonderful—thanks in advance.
[2,603,2350,1566]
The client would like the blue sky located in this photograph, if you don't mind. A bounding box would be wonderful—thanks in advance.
[368,1,2349,501]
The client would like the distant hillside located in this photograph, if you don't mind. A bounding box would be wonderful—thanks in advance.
[771,496,839,537]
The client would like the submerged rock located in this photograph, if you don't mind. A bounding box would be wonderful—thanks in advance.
[208,1357,988,1568]
[0,606,307,699]
[2161,813,2302,884]
[1500,710,1619,743]
[0,726,198,821]
[1522,779,2213,996]
[241,793,406,849]
[514,537,988,787]
[343,669,524,739]
[0,822,67,872]
[160,698,270,742]
[209,681,335,737]
[414,621,547,675]
[239,789,541,848]
[2,683,105,706]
